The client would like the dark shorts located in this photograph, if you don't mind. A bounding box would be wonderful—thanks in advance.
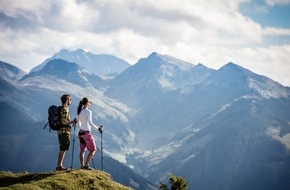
[58,133,70,151]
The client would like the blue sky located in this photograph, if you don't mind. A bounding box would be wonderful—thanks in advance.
[0,0,290,86]
[240,0,290,47]
[240,0,290,28]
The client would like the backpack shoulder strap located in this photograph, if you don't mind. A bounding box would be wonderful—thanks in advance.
[58,106,63,112]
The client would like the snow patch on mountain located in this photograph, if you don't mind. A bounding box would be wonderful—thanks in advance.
[266,127,290,149]
[158,64,177,90]
[159,54,195,71]
[95,95,135,123]
[106,129,136,165]
[249,78,289,99]
[145,142,181,164]
[134,127,201,165]
[157,55,196,90]
[19,75,84,93]
[181,154,196,164]
[210,103,232,118]
[106,150,127,164]
[208,95,262,119]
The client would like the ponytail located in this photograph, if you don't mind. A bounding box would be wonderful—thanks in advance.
[77,100,83,115]
[77,97,89,115]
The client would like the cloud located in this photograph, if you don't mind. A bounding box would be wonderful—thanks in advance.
[222,45,290,86]
[0,0,50,24]
[0,0,289,86]
[265,0,290,6]
[262,27,290,36]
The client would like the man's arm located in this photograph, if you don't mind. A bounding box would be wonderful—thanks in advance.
[60,107,76,125]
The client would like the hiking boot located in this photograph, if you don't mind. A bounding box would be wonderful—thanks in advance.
[56,166,69,171]
[82,165,94,170]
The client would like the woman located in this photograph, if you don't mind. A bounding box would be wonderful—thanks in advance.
[77,97,102,170]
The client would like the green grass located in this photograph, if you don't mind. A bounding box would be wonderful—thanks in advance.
[0,169,132,190]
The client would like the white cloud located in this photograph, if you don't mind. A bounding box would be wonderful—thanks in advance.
[0,0,289,86]
[265,0,290,6]
[0,0,50,23]
[262,27,290,36]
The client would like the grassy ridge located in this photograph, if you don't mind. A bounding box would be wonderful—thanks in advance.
[0,169,132,190]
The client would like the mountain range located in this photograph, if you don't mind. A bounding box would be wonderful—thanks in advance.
[30,49,130,78]
[1,49,290,190]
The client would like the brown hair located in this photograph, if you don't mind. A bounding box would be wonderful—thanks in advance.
[61,94,70,104]
[77,97,89,115]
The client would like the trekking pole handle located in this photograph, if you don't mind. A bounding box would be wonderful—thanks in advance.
[73,118,77,125]
[99,125,103,133]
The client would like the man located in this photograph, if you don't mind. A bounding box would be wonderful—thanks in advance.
[56,94,77,171]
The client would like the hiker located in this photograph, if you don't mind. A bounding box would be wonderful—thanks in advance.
[77,97,102,170]
[56,94,77,171]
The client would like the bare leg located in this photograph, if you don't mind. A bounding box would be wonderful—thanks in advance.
[80,151,85,167]
[57,150,66,167]
[85,151,96,166]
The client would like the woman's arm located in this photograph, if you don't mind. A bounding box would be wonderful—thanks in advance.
[88,110,99,130]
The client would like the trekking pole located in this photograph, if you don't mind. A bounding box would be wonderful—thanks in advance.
[101,130,103,171]
[71,123,76,169]
[99,126,103,171]
[92,158,95,169]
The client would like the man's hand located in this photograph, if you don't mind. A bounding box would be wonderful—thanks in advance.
[73,118,78,124]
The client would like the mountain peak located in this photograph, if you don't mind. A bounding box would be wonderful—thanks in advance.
[0,60,26,82]
[22,59,84,79]
[30,49,130,76]
[20,59,103,88]
[216,62,252,78]
[148,51,159,57]
[219,62,244,71]
[143,52,195,71]
[213,62,290,99]
[42,59,82,73]
[58,48,86,56]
